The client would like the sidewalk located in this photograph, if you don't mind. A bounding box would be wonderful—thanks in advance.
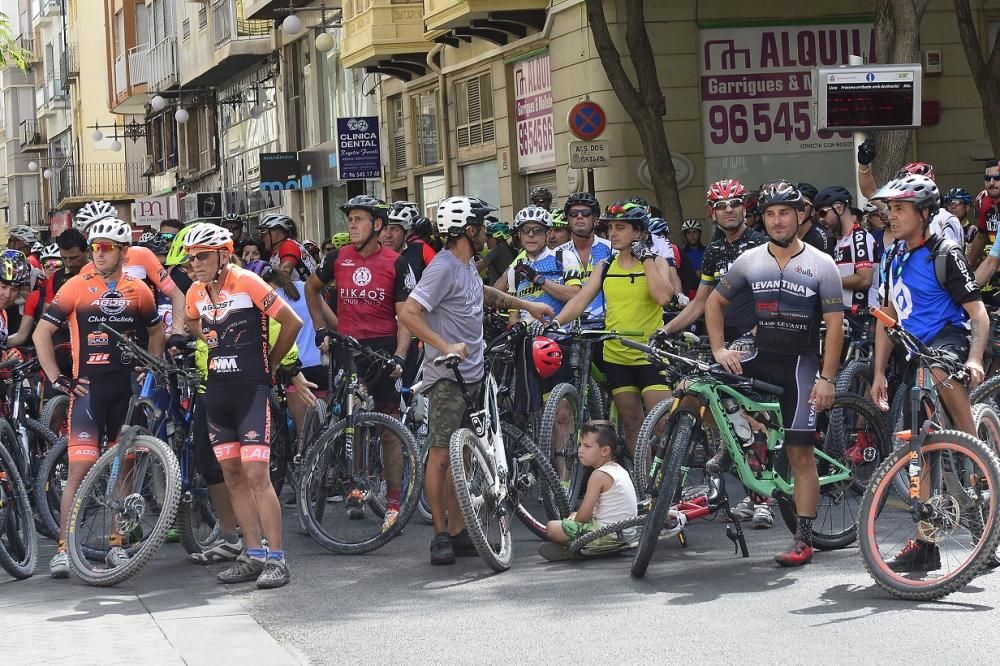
[2,543,305,666]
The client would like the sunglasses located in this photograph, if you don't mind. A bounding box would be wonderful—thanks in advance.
[986,175,1000,182]
[518,227,547,236]
[158,232,177,242]
[186,250,216,262]
[711,198,744,210]
[567,210,593,218]
[43,259,63,270]
[89,241,121,253]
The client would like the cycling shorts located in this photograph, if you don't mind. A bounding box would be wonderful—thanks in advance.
[204,383,273,464]
[741,351,819,447]
[68,374,133,463]
[604,361,668,396]
[192,394,224,486]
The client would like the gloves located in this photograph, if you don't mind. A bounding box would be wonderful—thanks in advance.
[315,328,329,348]
[390,354,406,374]
[529,318,559,338]
[649,329,672,350]
[166,333,190,353]
[675,293,690,307]
[514,262,545,287]
[53,375,79,396]
[857,137,876,166]
[631,240,656,263]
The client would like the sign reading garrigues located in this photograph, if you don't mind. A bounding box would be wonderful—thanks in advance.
[698,24,874,157]
[513,52,554,173]
[336,116,382,180]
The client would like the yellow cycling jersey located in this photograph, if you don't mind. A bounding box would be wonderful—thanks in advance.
[601,256,663,366]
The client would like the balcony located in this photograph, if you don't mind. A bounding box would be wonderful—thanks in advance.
[22,201,46,229]
[31,0,60,27]
[147,37,178,91]
[423,0,546,38]
[14,35,38,65]
[38,74,68,115]
[244,0,312,21]
[342,1,435,80]
[181,0,271,87]
[19,119,46,151]
[111,46,150,114]
[128,45,148,87]
[213,0,270,49]
[53,162,150,208]
[61,44,78,82]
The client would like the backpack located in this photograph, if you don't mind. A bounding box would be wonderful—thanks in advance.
[879,235,959,306]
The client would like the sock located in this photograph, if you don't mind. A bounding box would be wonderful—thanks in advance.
[221,531,240,544]
[246,547,267,562]
[266,549,285,561]
[57,539,66,553]
[387,489,401,511]
[797,515,815,547]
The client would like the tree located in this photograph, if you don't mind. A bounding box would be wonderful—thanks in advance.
[954,0,1000,158]
[584,0,682,223]
[868,0,930,184]
[0,13,27,70]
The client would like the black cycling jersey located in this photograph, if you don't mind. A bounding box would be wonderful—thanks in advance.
[699,226,768,337]
[801,222,835,257]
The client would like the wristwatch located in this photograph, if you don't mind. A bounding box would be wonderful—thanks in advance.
[819,375,836,385]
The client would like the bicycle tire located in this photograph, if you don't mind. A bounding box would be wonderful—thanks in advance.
[567,515,644,556]
[859,431,1000,600]
[971,371,1000,410]
[537,383,584,506]
[972,403,1000,567]
[34,436,67,542]
[19,417,62,540]
[586,377,606,422]
[41,394,70,439]
[268,391,291,496]
[415,445,433,525]
[294,398,328,535]
[450,428,512,572]
[631,410,697,578]
[827,360,872,458]
[632,397,675,497]
[0,440,37,579]
[297,412,422,554]
[66,429,181,586]
[507,423,570,538]
[175,472,220,556]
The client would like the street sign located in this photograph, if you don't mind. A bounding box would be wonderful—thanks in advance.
[569,140,611,169]
[568,101,606,140]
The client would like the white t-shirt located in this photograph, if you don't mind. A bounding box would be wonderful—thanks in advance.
[591,462,638,527]
[931,209,963,247]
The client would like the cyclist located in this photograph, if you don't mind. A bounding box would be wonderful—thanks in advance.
[409,215,441,252]
[828,195,879,315]
[648,216,689,301]
[869,174,987,572]
[183,222,302,589]
[551,201,676,452]
[8,244,62,347]
[304,195,413,531]
[558,192,612,323]
[863,202,888,263]
[302,239,321,264]
[943,187,978,252]
[398,195,554,565]
[681,219,706,273]
[707,180,845,567]
[547,208,571,250]
[381,201,434,281]
[796,182,819,227]
[221,213,248,253]
[478,219,516,286]
[34,219,165,578]
[797,185,835,256]
[258,213,317,281]
[7,225,41,269]
[968,161,1000,267]
[530,186,554,209]
[0,252,29,349]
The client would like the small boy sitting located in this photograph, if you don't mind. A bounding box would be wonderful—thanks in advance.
[539,421,638,560]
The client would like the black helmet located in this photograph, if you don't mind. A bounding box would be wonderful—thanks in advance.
[339,195,391,224]
[563,191,600,217]
[529,186,553,205]
[796,182,818,203]
[222,212,243,227]
[412,216,433,238]
[757,180,805,212]
[813,185,854,209]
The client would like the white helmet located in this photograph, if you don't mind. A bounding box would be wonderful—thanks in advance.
[182,222,234,251]
[8,225,38,245]
[871,174,940,214]
[30,241,43,254]
[74,200,117,231]
[388,201,420,231]
[40,243,60,260]
[436,196,497,236]
[87,217,133,244]
[513,205,552,229]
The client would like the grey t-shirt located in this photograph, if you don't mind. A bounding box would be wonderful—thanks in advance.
[410,249,485,388]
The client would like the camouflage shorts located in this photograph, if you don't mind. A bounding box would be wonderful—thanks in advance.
[426,379,482,448]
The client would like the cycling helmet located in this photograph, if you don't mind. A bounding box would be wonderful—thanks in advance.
[757,180,805,212]
[145,236,170,256]
[182,222,234,252]
[529,186,553,204]
[943,187,973,205]
[513,206,552,230]
[727,335,757,361]
[7,225,38,245]
[681,219,702,232]
[628,195,649,208]
[532,336,563,379]
[339,195,391,224]
[599,200,650,231]
[743,193,760,217]
[863,201,880,215]
[30,241,43,255]
[74,200,116,230]
[258,213,296,234]
[0,250,30,286]
[436,196,497,236]
[813,185,854,209]
[87,218,132,244]
[412,216,433,238]
[40,243,60,261]
[563,191,600,217]
[486,220,511,240]
[896,162,935,181]
[648,217,669,237]
[550,208,568,228]
[706,179,747,203]
[871,174,940,214]
[138,231,157,246]
[302,239,319,252]
[796,182,818,203]
[331,232,351,249]
[388,201,420,231]
[243,259,272,278]
[222,212,243,227]
[166,225,194,266]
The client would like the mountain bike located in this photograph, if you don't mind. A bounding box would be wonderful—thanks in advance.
[0,425,36,579]
[859,308,1000,600]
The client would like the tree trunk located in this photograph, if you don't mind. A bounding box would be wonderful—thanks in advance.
[584,0,683,224]
[871,0,929,184]
[954,0,1000,157]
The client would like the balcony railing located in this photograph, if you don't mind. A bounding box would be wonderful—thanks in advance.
[54,163,150,203]
[61,44,79,82]
[22,201,45,229]
[19,119,45,148]
[147,37,178,91]
[213,0,270,48]
[341,0,431,70]
[14,35,38,63]
[128,45,148,87]
[34,77,46,108]
[0,183,8,208]
[44,74,66,109]
[114,53,127,95]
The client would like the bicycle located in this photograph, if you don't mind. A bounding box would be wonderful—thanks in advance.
[620,337,887,578]
[0,423,36,579]
[858,307,1000,600]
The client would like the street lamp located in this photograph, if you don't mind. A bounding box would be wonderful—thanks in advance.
[175,108,190,124]
[315,31,334,53]
[151,95,167,112]
[110,139,123,152]
[92,129,103,142]
[43,168,52,179]
[27,161,38,171]
[282,14,302,35]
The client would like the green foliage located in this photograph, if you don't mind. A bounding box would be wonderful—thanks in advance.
[0,13,27,71]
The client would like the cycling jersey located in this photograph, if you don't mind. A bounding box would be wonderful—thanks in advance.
[400,242,430,282]
[42,273,160,377]
[600,256,666,366]
[185,265,287,386]
[977,196,1000,245]
[79,246,176,295]
[716,243,843,356]
[882,235,980,344]
[314,245,413,342]
[557,236,612,321]
[651,236,679,267]
[270,237,318,282]
[700,226,768,337]
[801,223,835,257]
[930,209,964,247]
[0,310,8,350]
[506,246,582,322]
[834,224,879,311]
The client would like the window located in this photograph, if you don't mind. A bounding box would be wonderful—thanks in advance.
[115,10,125,56]
[413,89,439,166]
[198,106,215,172]
[182,18,190,39]
[177,105,216,176]
[135,3,149,49]
[456,72,494,148]
[150,0,176,44]
[198,6,207,29]
[462,160,500,209]
[389,95,406,174]
[418,172,445,219]
[146,112,178,174]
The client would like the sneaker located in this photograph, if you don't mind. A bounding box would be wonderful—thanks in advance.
[49,551,69,579]
[732,496,754,521]
[256,559,291,589]
[105,546,130,569]
[430,532,455,565]
[450,529,478,557]
[539,541,570,561]
[346,489,366,520]
[381,508,400,533]
[751,504,773,529]
[705,448,732,474]
[774,539,814,567]
[189,538,243,565]
[217,553,267,584]
[887,539,941,572]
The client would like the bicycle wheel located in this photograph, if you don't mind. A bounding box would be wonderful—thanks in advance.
[42,394,70,439]
[0,441,37,579]
[66,429,181,586]
[450,428,512,572]
[971,371,1000,410]
[34,436,67,541]
[631,410,697,578]
[18,417,62,540]
[537,383,585,506]
[827,361,872,458]
[294,398,328,535]
[859,430,1000,600]
[507,423,570,539]
[268,391,291,496]
[632,397,674,497]
[297,412,422,554]
[175,471,220,556]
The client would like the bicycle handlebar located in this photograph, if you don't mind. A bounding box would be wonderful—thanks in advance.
[869,307,966,379]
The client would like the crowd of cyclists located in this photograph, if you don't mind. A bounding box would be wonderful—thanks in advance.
[0,137,999,594]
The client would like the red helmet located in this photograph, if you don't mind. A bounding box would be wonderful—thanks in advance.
[896,162,935,181]
[706,179,747,204]
[532,336,563,378]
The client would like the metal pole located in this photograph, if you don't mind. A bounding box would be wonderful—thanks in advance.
[587,168,595,195]
[849,54,868,207]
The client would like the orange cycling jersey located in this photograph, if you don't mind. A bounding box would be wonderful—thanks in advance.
[80,246,177,295]
[42,273,160,377]
[185,265,286,386]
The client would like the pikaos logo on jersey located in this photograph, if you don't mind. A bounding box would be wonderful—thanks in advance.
[352,267,372,286]
[92,289,128,316]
